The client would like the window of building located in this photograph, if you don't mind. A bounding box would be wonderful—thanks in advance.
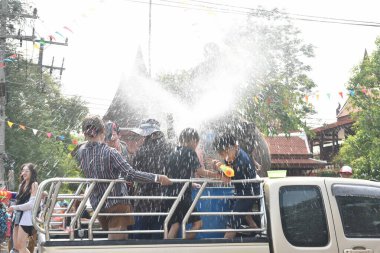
[280,185,329,247]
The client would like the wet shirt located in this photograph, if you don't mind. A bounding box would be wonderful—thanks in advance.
[119,141,129,162]
[228,148,260,196]
[166,146,201,200]
[76,141,156,211]
[133,138,173,212]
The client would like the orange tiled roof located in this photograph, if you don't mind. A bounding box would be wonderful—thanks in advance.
[312,117,353,133]
[265,136,309,155]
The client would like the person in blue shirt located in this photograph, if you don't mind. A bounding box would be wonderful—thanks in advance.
[212,133,260,239]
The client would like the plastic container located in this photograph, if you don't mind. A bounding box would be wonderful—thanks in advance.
[191,187,234,239]
[267,170,287,178]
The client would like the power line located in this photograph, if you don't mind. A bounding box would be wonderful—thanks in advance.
[63,93,113,102]
[184,0,380,26]
[122,0,380,27]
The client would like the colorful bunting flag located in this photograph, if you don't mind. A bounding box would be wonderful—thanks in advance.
[63,26,74,33]
[362,88,367,95]
[32,129,38,135]
[19,125,26,130]
[47,132,52,138]
[349,90,355,96]
[55,31,65,38]
[305,95,309,103]
[7,121,13,128]
[338,91,343,99]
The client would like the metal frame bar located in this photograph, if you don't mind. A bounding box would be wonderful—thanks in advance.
[181,182,208,239]
[33,177,266,241]
[164,181,190,239]
[88,181,115,240]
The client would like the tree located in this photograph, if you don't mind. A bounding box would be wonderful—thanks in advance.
[336,38,380,180]
[5,59,88,184]
[158,9,316,134]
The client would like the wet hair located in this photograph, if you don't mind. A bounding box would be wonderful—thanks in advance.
[82,115,105,138]
[105,121,120,141]
[179,128,199,145]
[17,163,38,201]
[213,133,237,152]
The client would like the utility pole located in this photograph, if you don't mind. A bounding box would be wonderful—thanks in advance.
[0,0,9,188]
[148,0,152,77]
[0,0,66,188]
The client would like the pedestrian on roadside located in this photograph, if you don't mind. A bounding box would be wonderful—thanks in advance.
[339,165,353,178]
[7,163,38,253]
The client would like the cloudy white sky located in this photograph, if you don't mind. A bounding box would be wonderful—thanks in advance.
[29,0,380,128]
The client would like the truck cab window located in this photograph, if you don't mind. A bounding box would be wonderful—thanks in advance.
[333,184,380,238]
[279,185,329,247]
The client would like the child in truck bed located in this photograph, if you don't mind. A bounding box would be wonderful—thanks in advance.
[212,133,260,239]
[166,128,229,239]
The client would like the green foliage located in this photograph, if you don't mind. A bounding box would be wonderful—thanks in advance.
[157,10,315,134]
[336,38,380,180]
[5,60,88,185]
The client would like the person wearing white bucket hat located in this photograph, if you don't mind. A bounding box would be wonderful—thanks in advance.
[339,165,353,178]
[127,119,163,138]
[131,119,172,239]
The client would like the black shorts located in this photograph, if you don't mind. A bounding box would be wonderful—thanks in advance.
[170,200,201,225]
[19,225,34,236]
[227,199,255,229]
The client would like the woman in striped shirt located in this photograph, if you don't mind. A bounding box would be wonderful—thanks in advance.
[76,115,172,240]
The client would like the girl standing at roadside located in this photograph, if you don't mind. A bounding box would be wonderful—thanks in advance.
[8,163,38,253]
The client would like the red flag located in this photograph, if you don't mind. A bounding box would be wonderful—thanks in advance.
[338,91,343,98]
[8,54,17,59]
[47,132,52,138]
[63,26,74,33]
[362,88,367,95]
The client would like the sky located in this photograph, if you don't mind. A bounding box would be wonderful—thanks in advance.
[26,0,380,129]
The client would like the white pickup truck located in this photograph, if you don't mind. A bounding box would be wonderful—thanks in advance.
[32,176,380,253]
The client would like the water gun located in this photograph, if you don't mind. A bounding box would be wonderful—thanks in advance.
[220,165,235,178]
[0,190,17,202]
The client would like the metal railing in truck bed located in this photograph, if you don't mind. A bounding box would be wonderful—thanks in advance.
[32,177,266,241]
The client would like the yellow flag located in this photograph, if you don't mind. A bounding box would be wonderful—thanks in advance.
[7,121,14,128]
